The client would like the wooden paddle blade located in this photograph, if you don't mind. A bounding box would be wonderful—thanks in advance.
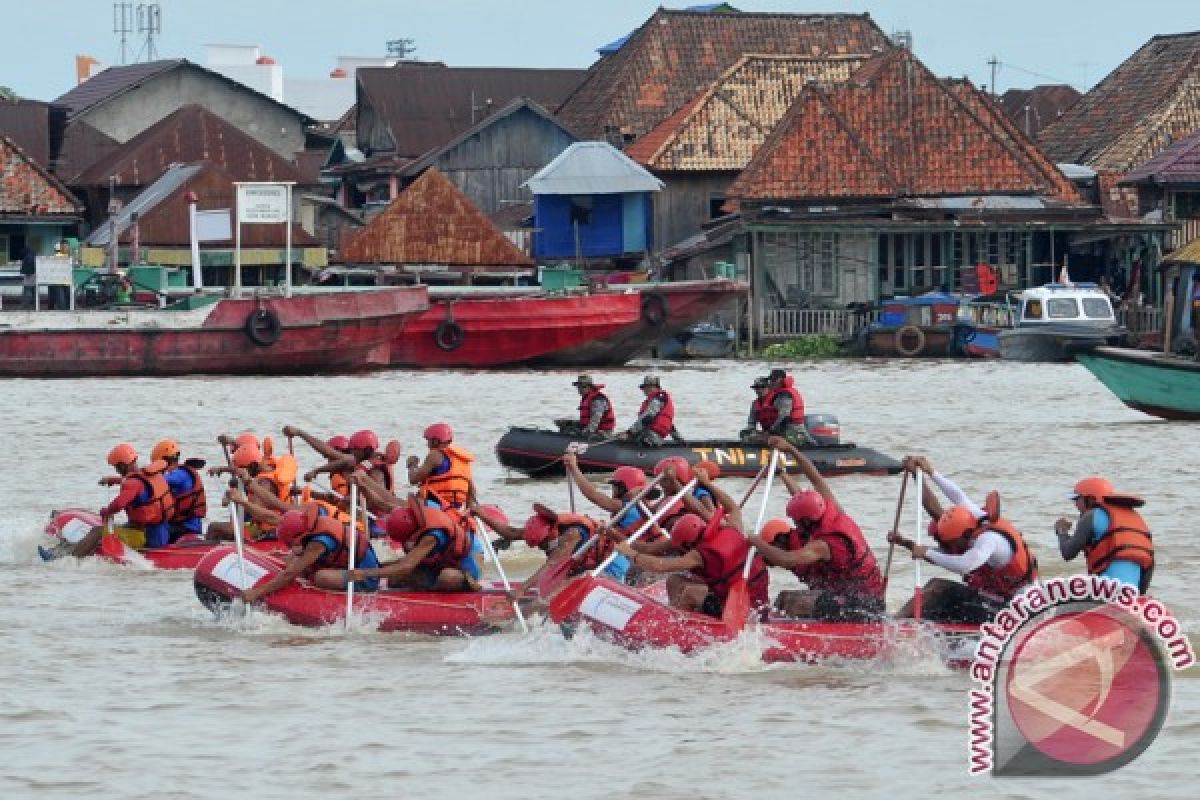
[383,440,401,466]
[547,575,592,623]
[532,502,558,523]
[721,578,751,635]
[100,533,126,561]
[984,490,1000,522]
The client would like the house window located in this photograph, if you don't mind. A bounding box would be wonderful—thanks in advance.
[1175,192,1200,219]
[708,195,727,219]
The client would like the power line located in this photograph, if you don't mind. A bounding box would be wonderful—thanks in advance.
[995,60,1080,90]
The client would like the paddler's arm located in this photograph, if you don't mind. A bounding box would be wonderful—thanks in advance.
[100,478,141,519]
[564,453,621,513]
[225,490,281,530]
[471,504,523,541]
[349,535,438,582]
[517,531,582,602]
[244,475,293,513]
[302,453,357,483]
[769,436,836,509]
[282,426,344,462]
[695,468,743,532]
[348,471,403,511]
[243,541,324,603]
[747,535,830,569]
[406,450,443,485]
[1055,511,1096,561]
[614,542,702,575]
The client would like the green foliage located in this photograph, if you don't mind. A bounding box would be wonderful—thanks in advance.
[0,86,17,100]
[760,335,846,359]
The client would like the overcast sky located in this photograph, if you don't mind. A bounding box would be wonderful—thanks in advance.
[3,1,1197,102]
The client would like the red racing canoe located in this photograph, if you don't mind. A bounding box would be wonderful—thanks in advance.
[44,509,286,570]
[550,576,980,666]
[193,546,517,635]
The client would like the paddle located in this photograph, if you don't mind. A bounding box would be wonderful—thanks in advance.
[913,469,924,620]
[722,449,781,633]
[227,478,252,617]
[881,470,911,592]
[345,483,359,629]
[548,478,698,623]
[473,512,529,633]
[99,517,125,560]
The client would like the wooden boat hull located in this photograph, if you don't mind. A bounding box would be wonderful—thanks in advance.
[389,280,746,368]
[1075,345,1200,420]
[193,546,516,635]
[495,427,901,478]
[557,576,979,665]
[0,287,428,376]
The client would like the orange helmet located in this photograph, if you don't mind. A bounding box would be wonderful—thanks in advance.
[1070,476,1114,502]
[385,507,420,543]
[276,510,310,548]
[653,456,693,484]
[669,513,707,548]
[608,466,647,494]
[107,443,138,467]
[522,514,556,548]
[424,423,453,444]
[234,433,259,451]
[786,490,826,524]
[760,518,792,545]
[232,445,263,469]
[151,439,180,462]
[348,430,379,451]
[934,505,979,545]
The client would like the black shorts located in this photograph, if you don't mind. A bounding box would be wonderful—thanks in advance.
[811,591,885,622]
[922,582,1002,624]
[402,565,478,592]
[701,592,723,618]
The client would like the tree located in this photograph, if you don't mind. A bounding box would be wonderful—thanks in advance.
[0,86,18,100]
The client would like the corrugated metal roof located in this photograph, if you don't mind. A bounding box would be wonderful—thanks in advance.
[86,163,203,244]
[55,120,120,184]
[73,104,306,188]
[524,141,663,195]
[0,135,81,216]
[0,99,59,168]
[1164,236,1200,264]
[1122,127,1200,184]
[1057,163,1098,179]
[997,85,1081,139]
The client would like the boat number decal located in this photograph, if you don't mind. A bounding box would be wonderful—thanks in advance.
[692,448,797,468]
[580,586,642,631]
[834,458,866,468]
[60,517,92,544]
[212,553,269,590]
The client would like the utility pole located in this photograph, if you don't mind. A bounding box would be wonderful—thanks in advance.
[987,55,999,98]
[113,2,133,65]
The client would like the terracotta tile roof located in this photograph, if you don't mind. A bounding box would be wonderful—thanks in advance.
[625,53,869,170]
[340,168,533,267]
[0,135,81,216]
[1039,32,1200,171]
[1123,126,1200,184]
[357,62,586,159]
[557,8,891,142]
[997,85,1080,140]
[72,105,306,188]
[728,49,1081,204]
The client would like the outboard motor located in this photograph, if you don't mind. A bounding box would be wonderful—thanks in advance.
[804,413,840,446]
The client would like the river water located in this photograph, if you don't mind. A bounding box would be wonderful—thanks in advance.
[1,359,1196,799]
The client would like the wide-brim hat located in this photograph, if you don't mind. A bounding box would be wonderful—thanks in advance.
[751,377,768,388]
[639,375,660,388]
[572,374,594,387]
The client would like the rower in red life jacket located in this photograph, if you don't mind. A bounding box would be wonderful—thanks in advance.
[739,376,774,443]
[48,443,176,560]
[205,444,284,542]
[748,436,885,620]
[888,455,1038,623]
[346,495,480,591]
[408,422,476,510]
[562,453,651,536]
[239,501,381,605]
[763,369,810,446]
[1055,476,1153,593]
[556,374,616,438]
[611,465,769,617]
[620,375,679,447]
[476,502,631,603]
[291,426,397,531]
[152,438,207,541]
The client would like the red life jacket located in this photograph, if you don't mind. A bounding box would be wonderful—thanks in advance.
[421,445,475,507]
[412,504,473,572]
[752,395,777,430]
[637,389,675,437]
[765,378,805,426]
[551,513,616,575]
[785,504,884,600]
[124,462,175,527]
[690,525,769,607]
[579,387,616,432]
[296,509,370,571]
[957,517,1037,599]
[1085,502,1153,593]
[168,463,207,523]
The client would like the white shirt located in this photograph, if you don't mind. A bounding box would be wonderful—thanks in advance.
[927,531,1014,576]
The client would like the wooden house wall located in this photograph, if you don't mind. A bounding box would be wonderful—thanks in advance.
[356,100,394,155]
[652,171,738,252]
[750,227,873,318]
[426,109,576,214]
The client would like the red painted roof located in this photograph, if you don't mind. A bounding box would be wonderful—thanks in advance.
[1039,32,1200,171]
[0,135,81,216]
[728,49,1081,204]
[558,8,890,142]
[340,168,533,267]
[72,105,306,188]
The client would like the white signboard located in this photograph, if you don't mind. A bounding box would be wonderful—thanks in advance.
[35,256,73,286]
[580,586,642,631]
[195,209,233,242]
[237,184,289,224]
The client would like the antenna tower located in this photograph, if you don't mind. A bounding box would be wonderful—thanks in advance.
[136,3,162,62]
[113,2,133,65]
[386,38,417,60]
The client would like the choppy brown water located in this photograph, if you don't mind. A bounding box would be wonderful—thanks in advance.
[1,359,1196,799]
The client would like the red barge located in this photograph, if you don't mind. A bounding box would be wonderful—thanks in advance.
[390,279,747,368]
[0,286,428,376]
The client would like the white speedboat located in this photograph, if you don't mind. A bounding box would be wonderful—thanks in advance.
[999,283,1123,362]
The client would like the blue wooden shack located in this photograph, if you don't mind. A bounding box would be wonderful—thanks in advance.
[524,141,663,261]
